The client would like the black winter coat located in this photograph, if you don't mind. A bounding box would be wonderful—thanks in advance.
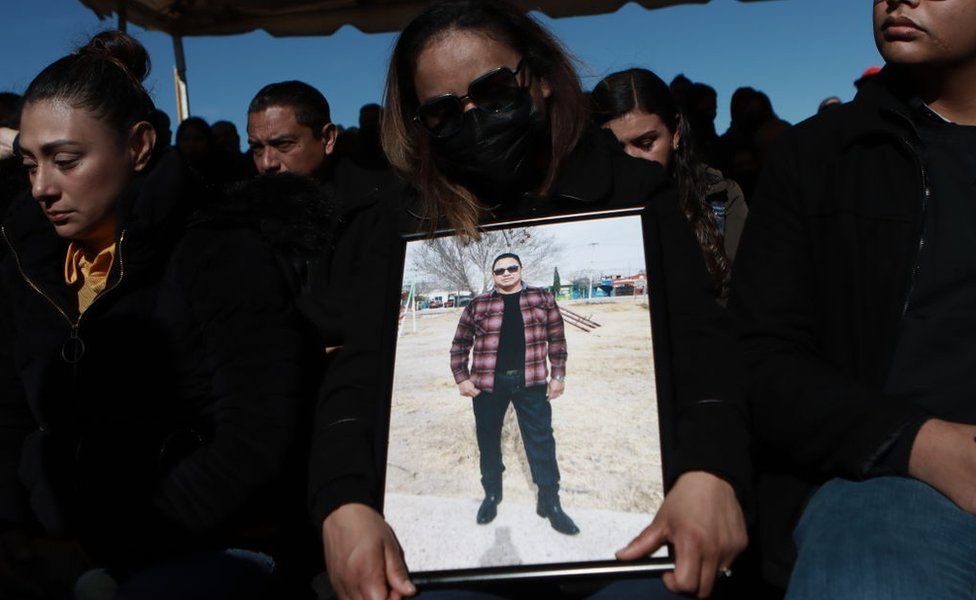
[729,72,933,586]
[306,129,753,526]
[0,150,307,569]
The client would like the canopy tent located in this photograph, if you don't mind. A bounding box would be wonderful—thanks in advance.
[77,0,775,119]
[79,0,772,37]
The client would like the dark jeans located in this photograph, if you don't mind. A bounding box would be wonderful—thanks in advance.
[473,371,559,493]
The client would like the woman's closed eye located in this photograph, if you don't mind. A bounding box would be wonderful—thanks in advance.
[633,135,657,151]
[54,154,81,170]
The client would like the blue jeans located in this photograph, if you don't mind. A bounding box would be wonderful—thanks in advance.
[788,477,976,599]
[74,549,275,600]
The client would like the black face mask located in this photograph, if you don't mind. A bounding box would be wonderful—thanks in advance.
[430,89,545,197]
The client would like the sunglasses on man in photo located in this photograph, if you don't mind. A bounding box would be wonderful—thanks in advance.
[415,60,527,139]
[493,265,521,276]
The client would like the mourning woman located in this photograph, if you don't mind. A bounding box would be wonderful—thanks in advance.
[592,68,748,301]
[309,2,751,598]
[0,32,306,597]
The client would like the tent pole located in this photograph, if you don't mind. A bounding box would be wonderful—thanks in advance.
[172,35,190,122]
[117,0,128,32]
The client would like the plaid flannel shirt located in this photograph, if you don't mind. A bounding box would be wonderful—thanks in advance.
[450,285,567,393]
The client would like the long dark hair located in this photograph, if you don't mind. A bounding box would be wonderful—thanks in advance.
[23,30,155,140]
[591,68,731,299]
[382,0,588,237]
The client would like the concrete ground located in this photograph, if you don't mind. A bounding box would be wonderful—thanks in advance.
[385,492,668,574]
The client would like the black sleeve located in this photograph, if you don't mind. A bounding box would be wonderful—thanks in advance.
[728,132,927,480]
[645,185,754,514]
[153,230,307,533]
[870,416,928,476]
[306,198,402,525]
[0,270,32,529]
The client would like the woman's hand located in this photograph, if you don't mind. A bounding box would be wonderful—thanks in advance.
[616,471,747,599]
[322,503,416,600]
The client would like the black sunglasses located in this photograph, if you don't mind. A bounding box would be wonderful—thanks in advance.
[493,265,520,276]
[415,60,526,139]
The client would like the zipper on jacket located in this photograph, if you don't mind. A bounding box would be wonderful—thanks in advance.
[2,226,128,365]
[898,138,929,317]
[2,226,75,328]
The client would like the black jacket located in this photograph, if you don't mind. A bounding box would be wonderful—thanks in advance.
[729,72,932,586]
[0,150,307,569]
[306,129,753,526]
[0,156,27,219]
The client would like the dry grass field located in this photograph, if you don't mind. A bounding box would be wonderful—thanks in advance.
[386,298,664,516]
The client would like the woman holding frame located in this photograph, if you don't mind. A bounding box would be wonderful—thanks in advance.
[309,1,751,598]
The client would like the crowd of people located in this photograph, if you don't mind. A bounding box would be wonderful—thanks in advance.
[0,0,973,598]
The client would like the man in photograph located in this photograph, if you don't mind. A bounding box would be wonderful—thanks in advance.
[450,253,578,535]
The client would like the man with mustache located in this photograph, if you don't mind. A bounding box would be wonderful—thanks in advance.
[246,81,337,178]
[731,0,976,597]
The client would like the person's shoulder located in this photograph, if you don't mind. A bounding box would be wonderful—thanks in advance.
[332,157,402,207]
[551,128,671,211]
[336,175,418,239]
[172,215,285,297]
[779,85,894,159]
[176,220,274,266]
[524,285,556,301]
[787,104,853,144]
[213,172,335,256]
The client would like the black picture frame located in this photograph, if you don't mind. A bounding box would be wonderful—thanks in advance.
[375,206,677,586]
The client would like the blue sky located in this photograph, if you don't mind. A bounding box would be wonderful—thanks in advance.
[4,0,882,150]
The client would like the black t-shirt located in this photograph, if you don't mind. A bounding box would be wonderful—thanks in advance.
[885,110,976,423]
[494,290,526,373]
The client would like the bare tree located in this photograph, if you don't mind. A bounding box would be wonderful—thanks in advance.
[411,236,477,293]
[408,227,563,294]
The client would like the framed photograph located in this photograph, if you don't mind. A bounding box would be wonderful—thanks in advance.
[380,207,676,584]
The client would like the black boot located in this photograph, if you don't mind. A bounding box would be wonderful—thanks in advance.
[477,490,502,525]
[537,487,579,535]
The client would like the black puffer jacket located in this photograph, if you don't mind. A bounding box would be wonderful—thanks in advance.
[306,129,753,525]
[0,150,307,568]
